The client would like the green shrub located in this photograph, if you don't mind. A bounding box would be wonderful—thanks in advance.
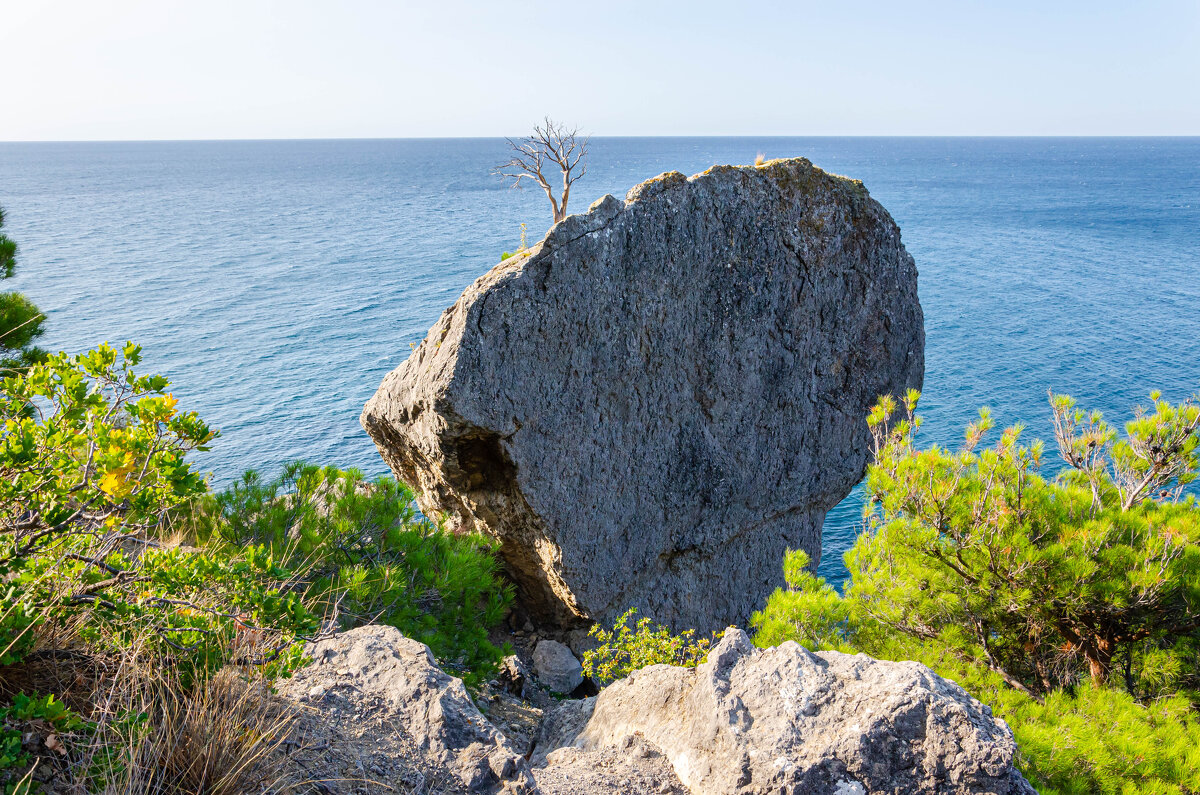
[750,550,851,653]
[851,388,1200,694]
[0,343,317,680]
[866,634,1200,794]
[582,608,716,684]
[182,462,513,684]
[751,389,1200,793]
[0,343,325,790]
[0,337,515,786]
[1015,684,1200,793]
[0,692,88,790]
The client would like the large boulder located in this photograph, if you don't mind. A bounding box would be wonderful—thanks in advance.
[546,629,1034,795]
[362,158,924,633]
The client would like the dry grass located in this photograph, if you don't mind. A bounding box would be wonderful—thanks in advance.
[117,671,298,794]
[3,623,303,795]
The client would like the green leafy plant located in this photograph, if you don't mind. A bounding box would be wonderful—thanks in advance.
[852,388,1200,694]
[182,462,513,684]
[750,550,850,653]
[0,692,88,791]
[500,222,530,261]
[849,633,1200,794]
[582,608,717,684]
[0,343,318,679]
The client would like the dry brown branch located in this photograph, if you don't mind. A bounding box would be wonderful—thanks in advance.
[494,116,589,225]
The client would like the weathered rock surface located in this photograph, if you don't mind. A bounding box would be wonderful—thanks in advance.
[533,639,585,694]
[533,734,689,795]
[362,157,924,633]
[275,626,536,794]
[544,629,1034,795]
[277,626,1032,795]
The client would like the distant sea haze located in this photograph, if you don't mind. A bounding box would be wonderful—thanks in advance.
[1,137,1198,586]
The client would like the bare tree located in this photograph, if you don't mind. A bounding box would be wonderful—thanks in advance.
[495,117,589,225]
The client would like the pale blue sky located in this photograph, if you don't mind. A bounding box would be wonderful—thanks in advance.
[3,0,1198,140]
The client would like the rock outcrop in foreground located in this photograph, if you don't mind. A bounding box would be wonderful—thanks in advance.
[546,629,1035,795]
[362,158,924,632]
[278,626,1034,795]
[276,626,536,794]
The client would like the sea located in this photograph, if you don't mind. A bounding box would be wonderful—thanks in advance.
[1,137,1197,587]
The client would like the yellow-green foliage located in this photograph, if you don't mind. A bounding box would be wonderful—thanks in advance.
[1017,685,1200,793]
[869,634,1200,794]
[0,343,317,679]
[0,344,321,789]
[751,550,851,653]
[0,343,515,790]
[582,608,716,684]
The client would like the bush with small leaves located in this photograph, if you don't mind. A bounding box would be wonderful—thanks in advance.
[582,608,717,685]
[0,692,88,791]
[0,344,326,790]
[0,343,320,680]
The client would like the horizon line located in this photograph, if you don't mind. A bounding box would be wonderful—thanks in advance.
[2,134,1199,145]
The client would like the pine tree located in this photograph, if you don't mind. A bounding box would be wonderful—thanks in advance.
[752,390,1200,792]
[848,390,1200,694]
[0,205,47,372]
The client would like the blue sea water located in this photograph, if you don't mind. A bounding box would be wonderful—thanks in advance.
[1,137,1198,587]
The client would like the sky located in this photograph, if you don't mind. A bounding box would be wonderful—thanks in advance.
[2,0,1198,140]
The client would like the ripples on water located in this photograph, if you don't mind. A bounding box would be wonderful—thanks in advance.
[1,137,1197,587]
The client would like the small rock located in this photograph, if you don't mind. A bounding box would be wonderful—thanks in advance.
[533,640,583,694]
[497,654,532,698]
[307,685,326,700]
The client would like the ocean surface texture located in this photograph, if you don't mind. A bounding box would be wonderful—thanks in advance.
[1,138,1197,586]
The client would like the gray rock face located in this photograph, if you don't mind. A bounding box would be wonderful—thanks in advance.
[533,639,585,694]
[362,158,924,633]
[559,629,1035,795]
[276,626,536,793]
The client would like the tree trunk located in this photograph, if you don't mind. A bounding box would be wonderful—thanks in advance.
[1084,636,1115,685]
